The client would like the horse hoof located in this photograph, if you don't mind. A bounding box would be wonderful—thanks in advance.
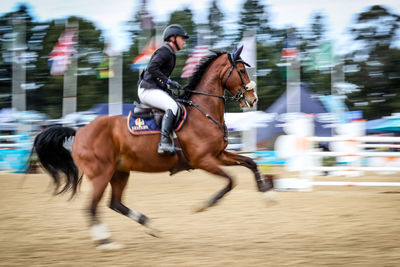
[96,241,124,250]
[263,190,278,205]
[143,221,161,238]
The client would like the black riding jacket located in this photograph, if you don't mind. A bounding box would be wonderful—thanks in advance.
[139,44,176,90]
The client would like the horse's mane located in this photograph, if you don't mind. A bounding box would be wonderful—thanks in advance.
[179,51,226,100]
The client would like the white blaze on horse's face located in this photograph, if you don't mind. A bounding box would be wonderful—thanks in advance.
[241,80,258,108]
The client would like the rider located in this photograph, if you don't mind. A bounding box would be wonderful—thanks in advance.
[138,24,189,154]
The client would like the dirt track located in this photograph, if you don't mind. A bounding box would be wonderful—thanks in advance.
[0,167,399,266]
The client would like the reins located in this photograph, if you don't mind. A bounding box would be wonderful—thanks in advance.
[176,98,225,130]
[175,56,251,131]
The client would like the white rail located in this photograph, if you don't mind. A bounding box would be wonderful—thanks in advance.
[302,135,400,189]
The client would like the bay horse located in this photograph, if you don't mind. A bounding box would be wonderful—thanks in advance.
[33,45,272,249]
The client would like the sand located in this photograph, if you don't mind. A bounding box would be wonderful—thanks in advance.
[0,167,399,266]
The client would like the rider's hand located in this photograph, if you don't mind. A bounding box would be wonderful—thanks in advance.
[168,79,182,90]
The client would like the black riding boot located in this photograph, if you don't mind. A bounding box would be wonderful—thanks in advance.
[157,109,176,154]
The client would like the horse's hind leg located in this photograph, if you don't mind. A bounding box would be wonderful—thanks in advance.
[194,156,236,212]
[87,172,121,249]
[109,171,160,237]
[218,151,273,192]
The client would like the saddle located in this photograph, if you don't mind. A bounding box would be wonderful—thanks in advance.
[127,102,187,135]
[127,102,193,175]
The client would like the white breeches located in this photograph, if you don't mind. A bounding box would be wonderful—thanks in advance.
[138,88,178,116]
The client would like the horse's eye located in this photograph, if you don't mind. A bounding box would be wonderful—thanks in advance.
[240,69,246,74]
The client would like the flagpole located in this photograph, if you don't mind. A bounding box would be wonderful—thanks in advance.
[108,53,123,116]
[286,57,301,113]
[240,30,257,151]
[11,14,26,112]
[62,21,78,117]
[285,31,300,114]
[138,0,155,85]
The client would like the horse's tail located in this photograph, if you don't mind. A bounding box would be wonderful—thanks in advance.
[33,126,82,197]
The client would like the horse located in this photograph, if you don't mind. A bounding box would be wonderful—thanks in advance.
[32,45,272,249]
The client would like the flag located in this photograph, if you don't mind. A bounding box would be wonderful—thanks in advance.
[306,42,335,70]
[181,45,210,79]
[131,38,157,70]
[281,34,298,58]
[48,28,77,76]
[97,56,115,79]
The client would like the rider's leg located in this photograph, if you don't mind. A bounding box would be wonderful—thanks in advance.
[138,88,179,115]
[138,88,178,154]
[157,109,176,154]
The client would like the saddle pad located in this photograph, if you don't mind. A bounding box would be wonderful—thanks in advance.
[127,105,187,135]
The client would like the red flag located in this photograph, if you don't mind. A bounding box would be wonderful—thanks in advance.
[48,28,77,76]
[131,38,158,70]
[281,34,298,58]
[181,45,210,79]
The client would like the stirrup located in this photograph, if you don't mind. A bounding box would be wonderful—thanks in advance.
[157,143,175,154]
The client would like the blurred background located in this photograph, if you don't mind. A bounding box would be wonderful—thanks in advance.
[0,0,399,172]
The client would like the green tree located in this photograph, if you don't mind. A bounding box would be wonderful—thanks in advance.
[301,12,331,95]
[346,5,400,119]
[168,8,196,47]
[306,12,327,49]
[207,0,224,47]
[168,8,196,87]
[237,0,270,41]
[29,16,105,118]
[0,3,36,108]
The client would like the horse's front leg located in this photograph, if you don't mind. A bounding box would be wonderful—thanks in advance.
[109,170,160,238]
[218,150,273,192]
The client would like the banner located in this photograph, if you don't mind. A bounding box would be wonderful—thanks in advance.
[48,28,77,76]
[97,56,114,79]
[281,34,298,58]
[307,42,335,70]
[181,45,210,78]
[131,38,157,70]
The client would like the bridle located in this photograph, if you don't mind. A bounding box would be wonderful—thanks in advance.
[180,53,255,103]
[222,54,255,104]
[177,53,256,133]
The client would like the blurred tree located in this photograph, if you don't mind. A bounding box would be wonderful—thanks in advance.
[0,3,36,109]
[346,5,400,119]
[29,16,105,118]
[255,42,286,111]
[168,8,196,87]
[124,1,154,105]
[301,12,331,95]
[237,0,270,41]
[168,8,195,42]
[305,12,327,49]
[207,0,225,47]
[0,4,107,117]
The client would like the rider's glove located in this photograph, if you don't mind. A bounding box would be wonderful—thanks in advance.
[168,79,182,90]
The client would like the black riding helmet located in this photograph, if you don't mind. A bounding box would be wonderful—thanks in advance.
[163,24,189,51]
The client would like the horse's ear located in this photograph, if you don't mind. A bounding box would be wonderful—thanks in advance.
[233,45,244,60]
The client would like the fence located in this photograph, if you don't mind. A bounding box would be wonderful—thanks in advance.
[298,135,400,189]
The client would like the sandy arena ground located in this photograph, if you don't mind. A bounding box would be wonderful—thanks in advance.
[0,166,399,266]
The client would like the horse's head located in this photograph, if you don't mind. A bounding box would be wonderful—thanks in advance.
[222,45,258,108]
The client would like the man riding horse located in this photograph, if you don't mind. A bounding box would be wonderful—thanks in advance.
[138,24,189,154]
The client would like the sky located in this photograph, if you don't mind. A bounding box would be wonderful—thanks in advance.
[1,0,400,53]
